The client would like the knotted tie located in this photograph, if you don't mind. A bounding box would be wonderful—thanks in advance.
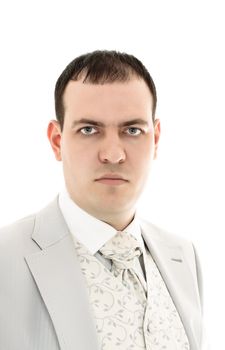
[99,231,147,306]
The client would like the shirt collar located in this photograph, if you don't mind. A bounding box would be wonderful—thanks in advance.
[58,187,144,254]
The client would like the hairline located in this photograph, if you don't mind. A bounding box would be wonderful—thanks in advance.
[61,74,155,130]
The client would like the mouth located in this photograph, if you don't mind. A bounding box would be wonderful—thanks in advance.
[95,178,128,185]
[95,174,128,186]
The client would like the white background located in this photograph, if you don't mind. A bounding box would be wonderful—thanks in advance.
[0,0,224,347]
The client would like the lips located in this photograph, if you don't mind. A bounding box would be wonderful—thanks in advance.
[96,173,127,181]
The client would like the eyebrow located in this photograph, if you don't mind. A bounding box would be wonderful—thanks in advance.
[71,118,149,128]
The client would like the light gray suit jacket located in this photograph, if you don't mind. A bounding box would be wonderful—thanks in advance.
[0,196,205,349]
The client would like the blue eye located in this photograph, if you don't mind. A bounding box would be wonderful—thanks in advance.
[79,126,143,136]
[126,128,142,135]
[80,126,97,135]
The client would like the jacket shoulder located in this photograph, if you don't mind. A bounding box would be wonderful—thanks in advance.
[0,214,36,255]
[139,217,193,247]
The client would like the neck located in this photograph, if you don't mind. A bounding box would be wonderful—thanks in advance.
[101,212,136,231]
[84,206,136,231]
[66,189,136,231]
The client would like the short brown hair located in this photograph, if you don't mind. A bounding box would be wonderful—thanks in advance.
[54,50,157,130]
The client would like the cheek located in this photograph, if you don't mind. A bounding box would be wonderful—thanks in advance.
[61,137,84,162]
[64,145,95,174]
[130,140,153,164]
[130,143,155,182]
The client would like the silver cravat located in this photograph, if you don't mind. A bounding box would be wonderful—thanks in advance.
[99,231,147,306]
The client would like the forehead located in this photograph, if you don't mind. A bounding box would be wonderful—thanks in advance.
[63,78,153,123]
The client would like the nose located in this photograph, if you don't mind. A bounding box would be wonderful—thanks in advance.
[98,132,126,164]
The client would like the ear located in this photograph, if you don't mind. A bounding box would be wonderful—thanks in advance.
[47,120,62,161]
[153,118,161,160]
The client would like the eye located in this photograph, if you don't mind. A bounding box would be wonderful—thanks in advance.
[125,127,142,136]
[80,126,97,135]
[78,126,143,136]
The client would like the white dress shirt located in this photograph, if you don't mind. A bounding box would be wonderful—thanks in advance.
[58,187,146,279]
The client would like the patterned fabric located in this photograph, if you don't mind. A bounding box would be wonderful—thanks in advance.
[99,231,147,307]
[72,231,190,350]
[143,247,190,349]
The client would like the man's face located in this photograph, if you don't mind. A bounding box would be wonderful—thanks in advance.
[48,77,160,222]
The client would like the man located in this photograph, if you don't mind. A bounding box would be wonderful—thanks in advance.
[0,50,207,349]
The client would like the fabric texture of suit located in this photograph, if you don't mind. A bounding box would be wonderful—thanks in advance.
[0,196,207,349]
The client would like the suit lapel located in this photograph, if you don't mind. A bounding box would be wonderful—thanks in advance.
[25,197,99,350]
[140,220,201,350]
